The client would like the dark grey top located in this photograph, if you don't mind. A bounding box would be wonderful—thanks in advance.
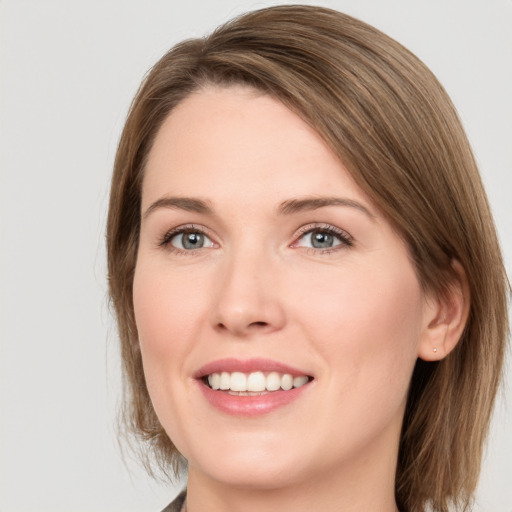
[161,490,186,512]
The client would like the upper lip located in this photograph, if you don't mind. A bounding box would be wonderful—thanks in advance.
[194,358,312,379]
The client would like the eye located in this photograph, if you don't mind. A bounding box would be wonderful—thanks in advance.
[160,226,215,252]
[172,231,214,250]
[294,225,353,251]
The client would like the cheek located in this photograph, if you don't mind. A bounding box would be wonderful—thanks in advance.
[295,257,423,391]
[133,262,206,350]
[133,267,173,361]
[132,261,210,400]
[132,261,215,443]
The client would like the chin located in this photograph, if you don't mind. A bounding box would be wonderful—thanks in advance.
[200,461,304,490]
[185,436,308,490]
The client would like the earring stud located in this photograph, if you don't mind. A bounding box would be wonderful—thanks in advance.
[433,348,438,353]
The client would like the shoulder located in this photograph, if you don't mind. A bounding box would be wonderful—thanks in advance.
[160,490,186,512]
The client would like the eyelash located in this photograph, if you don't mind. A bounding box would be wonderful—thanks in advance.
[158,224,213,256]
[293,223,353,254]
[158,223,353,255]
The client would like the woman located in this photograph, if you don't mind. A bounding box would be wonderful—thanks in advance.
[107,5,509,512]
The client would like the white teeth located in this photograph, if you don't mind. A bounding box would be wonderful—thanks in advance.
[247,371,266,392]
[293,376,309,388]
[219,372,230,390]
[209,373,220,390]
[281,374,293,391]
[207,371,310,392]
[230,372,247,391]
[266,372,281,391]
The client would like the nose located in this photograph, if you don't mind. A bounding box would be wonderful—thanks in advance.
[210,247,286,337]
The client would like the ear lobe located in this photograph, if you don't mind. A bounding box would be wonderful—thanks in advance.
[418,260,470,362]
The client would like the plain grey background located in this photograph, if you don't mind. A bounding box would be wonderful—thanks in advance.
[1,1,511,511]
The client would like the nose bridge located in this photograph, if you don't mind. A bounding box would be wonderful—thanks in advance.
[211,237,284,336]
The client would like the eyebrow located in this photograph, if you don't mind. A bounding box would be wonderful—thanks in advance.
[278,196,375,220]
[143,195,375,220]
[143,196,214,219]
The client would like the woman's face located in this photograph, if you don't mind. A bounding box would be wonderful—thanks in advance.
[134,85,433,490]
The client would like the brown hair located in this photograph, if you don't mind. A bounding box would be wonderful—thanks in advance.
[107,5,509,511]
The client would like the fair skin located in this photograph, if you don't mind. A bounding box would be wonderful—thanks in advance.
[133,85,465,512]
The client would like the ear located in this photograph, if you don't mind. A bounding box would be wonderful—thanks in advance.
[418,260,470,361]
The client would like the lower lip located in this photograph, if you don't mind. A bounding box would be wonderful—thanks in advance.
[198,381,311,417]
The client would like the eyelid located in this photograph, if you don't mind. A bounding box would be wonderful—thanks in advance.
[157,222,353,255]
[159,224,217,252]
[291,223,354,250]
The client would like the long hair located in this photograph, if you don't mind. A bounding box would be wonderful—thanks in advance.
[107,6,509,511]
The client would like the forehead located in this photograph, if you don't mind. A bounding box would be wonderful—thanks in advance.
[142,85,369,211]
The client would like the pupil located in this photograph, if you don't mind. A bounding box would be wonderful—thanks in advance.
[312,231,333,248]
[183,232,203,249]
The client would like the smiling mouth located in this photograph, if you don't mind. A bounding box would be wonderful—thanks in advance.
[203,371,313,395]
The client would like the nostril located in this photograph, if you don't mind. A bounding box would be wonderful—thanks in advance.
[215,321,269,333]
[250,321,268,327]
